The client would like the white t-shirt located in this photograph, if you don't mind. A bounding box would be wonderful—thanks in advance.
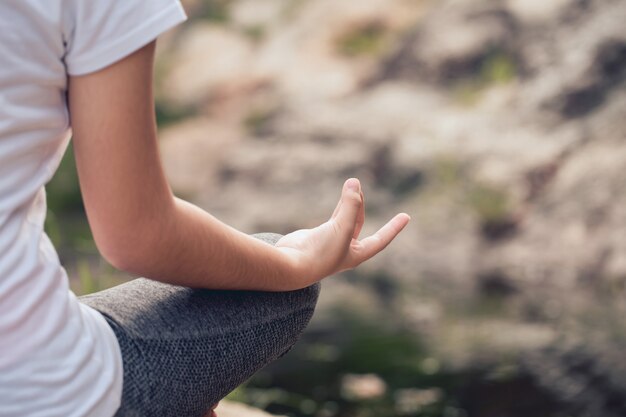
[0,1,186,416]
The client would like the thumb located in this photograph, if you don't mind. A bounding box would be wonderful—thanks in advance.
[333,178,362,247]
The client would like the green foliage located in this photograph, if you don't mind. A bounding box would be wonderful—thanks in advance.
[419,156,517,240]
[335,312,428,381]
[78,260,100,294]
[426,156,513,223]
[234,310,459,417]
[337,22,388,57]
[244,107,279,137]
[433,156,464,189]
[46,144,83,213]
[155,101,197,127]
[235,302,566,416]
[44,145,96,240]
[466,183,511,224]
[242,25,267,43]
[226,384,250,404]
[481,52,516,84]
[45,144,89,251]
[45,210,63,248]
[452,50,518,105]
[73,260,127,296]
[153,50,198,128]
[195,0,232,23]
[452,82,483,106]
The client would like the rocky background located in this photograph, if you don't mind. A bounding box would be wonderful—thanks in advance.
[48,0,626,416]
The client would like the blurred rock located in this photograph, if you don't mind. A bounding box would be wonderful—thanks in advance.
[162,24,256,107]
[156,0,626,412]
[341,374,387,400]
[377,2,519,85]
[251,0,418,100]
[158,0,626,308]
[394,388,443,415]
[231,0,287,29]
[524,335,626,417]
[505,0,577,23]
[215,400,284,417]
[160,117,243,197]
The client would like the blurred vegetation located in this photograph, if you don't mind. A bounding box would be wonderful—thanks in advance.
[452,50,518,105]
[229,308,568,417]
[481,52,517,85]
[45,145,90,251]
[337,22,389,57]
[422,155,517,239]
[466,184,511,226]
[193,0,233,23]
[45,143,547,417]
[40,1,625,416]
[244,106,280,137]
[241,24,268,43]
[46,145,83,216]
[155,101,198,127]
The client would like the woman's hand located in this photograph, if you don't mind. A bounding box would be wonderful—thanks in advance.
[69,42,407,292]
[275,178,410,287]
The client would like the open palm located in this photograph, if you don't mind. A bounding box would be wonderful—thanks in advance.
[275,178,410,286]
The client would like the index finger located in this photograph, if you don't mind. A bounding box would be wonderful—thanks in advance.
[356,213,410,262]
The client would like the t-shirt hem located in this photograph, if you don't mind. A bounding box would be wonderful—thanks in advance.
[66,2,187,76]
[79,303,124,417]
[85,389,123,417]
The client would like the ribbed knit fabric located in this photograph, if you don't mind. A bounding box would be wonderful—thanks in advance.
[79,233,320,417]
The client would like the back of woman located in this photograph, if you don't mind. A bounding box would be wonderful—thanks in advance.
[0,1,185,415]
[0,2,408,416]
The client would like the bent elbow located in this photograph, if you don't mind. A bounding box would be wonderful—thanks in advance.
[89,205,173,274]
[95,230,152,274]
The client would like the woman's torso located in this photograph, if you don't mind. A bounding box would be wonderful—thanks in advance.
[0,2,123,415]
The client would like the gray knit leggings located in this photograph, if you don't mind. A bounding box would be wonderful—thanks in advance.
[79,233,320,417]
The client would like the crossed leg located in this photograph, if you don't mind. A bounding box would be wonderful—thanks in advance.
[80,234,320,417]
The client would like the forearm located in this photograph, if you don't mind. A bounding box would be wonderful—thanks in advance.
[68,43,408,290]
[120,197,306,291]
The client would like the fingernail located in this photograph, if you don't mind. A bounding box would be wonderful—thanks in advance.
[346,178,360,192]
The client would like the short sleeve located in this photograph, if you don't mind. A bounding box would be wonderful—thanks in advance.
[63,0,187,76]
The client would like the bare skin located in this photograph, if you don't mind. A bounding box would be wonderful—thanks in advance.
[205,404,218,417]
[68,41,409,414]
[68,40,410,291]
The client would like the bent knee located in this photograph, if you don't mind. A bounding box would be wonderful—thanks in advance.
[280,281,321,315]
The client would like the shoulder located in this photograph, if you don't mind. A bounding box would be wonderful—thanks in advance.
[63,0,187,76]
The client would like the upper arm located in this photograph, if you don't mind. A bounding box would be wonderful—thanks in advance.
[68,41,174,266]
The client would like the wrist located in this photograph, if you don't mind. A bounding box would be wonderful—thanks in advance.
[274,246,318,291]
